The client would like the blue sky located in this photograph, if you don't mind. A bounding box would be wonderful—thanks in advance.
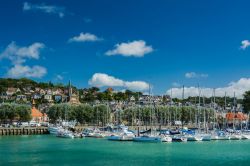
[1,0,250,97]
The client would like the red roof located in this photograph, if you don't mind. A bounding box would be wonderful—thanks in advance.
[226,112,247,121]
[31,106,43,118]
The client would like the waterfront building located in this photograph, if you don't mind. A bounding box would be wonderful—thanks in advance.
[225,112,248,124]
[31,100,48,122]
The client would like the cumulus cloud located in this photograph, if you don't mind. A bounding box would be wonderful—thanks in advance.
[167,78,250,98]
[185,72,208,79]
[88,73,149,91]
[240,40,250,50]
[68,33,102,42]
[105,40,153,57]
[0,42,44,65]
[7,65,47,78]
[0,42,46,78]
[23,2,65,18]
[124,81,150,91]
[88,73,124,87]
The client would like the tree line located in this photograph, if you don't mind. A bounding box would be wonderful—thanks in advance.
[47,103,215,127]
[0,103,31,123]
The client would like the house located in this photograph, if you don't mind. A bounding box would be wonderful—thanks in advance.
[130,96,135,101]
[44,94,53,102]
[33,93,42,99]
[39,89,46,95]
[31,100,47,123]
[46,89,52,95]
[0,92,8,100]
[35,87,41,92]
[6,87,21,96]
[52,88,64,95]
[16,95,27,102]
[54,95,62,102]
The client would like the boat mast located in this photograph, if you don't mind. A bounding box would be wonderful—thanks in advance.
[203,95,206,132]
[181,85,184,128]
[233,92,236,131]
[198,85,201,131]
[213,89,216,130]
[149,84,152,135]
[170,88,172,127]
[224,92,227,129]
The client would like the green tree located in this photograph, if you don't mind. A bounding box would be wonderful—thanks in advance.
[15,105,32,121]
[243,91,250,113]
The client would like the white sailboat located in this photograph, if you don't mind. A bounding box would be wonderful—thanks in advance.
[83,128,105,138]
[107,128,135,141]
[133,85,161,143]
[186,134,202,141]
[160,135,172,142]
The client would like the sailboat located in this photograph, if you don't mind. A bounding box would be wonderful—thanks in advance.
[133,85,161,143]
[107,126,135,141]
[83,128,105,138]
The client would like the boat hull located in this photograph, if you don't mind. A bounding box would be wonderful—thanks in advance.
[133,136,161,143]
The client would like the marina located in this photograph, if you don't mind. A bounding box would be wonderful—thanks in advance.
[1,1,250,165]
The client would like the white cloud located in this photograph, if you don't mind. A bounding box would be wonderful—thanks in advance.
[240,40,250,50]
[88,73,149,91]
[185,72,208,79]
[7,65,47,78]
[88,73,124,87]
[68,33,102,42]
[23,2,65,18]
[166,78,250,98]
[124,81,149,91]
[105,40,153,57]
[0,42,44,65]
[0,42,46,78]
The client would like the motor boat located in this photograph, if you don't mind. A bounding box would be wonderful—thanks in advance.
[56,129,74,139]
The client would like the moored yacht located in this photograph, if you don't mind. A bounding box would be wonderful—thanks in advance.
[108,129,135,141]
[186,134,202,141]
[171,135,187,142]
[160,135,172,142]
[211,131,230,140]
[200,134,211,141]
[56,129,74,139]
[48,126,63,135]
[83,128,105,138]
[133,135,161,143]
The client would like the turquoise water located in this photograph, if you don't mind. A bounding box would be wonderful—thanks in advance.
[1,135,250,166]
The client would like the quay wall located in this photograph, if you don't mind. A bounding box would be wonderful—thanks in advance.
[0,127,49,136]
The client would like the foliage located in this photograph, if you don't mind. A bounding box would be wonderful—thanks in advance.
[243,91,250,113]
[0,103,31,122]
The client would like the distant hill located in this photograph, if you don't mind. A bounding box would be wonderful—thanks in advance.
[0,78,67,93]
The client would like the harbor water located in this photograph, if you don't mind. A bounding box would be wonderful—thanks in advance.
[1,135,250,166]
